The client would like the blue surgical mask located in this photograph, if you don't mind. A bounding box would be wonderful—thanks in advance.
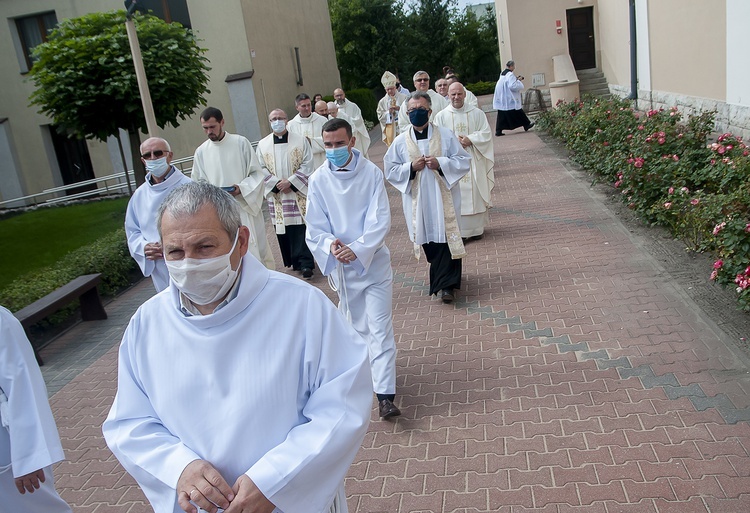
[325,146,351,168]
[144,156,170,178]
[409,108,430,127]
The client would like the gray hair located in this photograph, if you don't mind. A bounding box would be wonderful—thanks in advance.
[409,90,432,107]
[157,181,241,240]
[506,60,515,68]
[412,70,429,81]
[140,137,171,153]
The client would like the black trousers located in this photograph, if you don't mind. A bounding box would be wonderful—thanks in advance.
[495,108,532,133]
[277,224,314,270]
[422,242,462,296]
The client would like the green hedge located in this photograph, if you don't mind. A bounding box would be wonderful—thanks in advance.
[0,228,138,317]
[537,96,750,311]
[466,80,496,96]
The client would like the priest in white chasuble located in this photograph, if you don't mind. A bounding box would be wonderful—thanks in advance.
[287,93,328,169]
[257,109,317,279]
[384,91,471,305]
[0,307,72,513]
[103,182,372,513]
[397,70,449,133]
[333,88,371,158]
[192,106,275,269]
[376,71,408,146]
[434,82,495,240]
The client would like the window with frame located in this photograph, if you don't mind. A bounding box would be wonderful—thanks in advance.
[15,11,57,71]
[139,0,191,29]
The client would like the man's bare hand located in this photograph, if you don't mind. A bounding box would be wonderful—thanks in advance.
[425,156,440,170]
[458,135,473,148]
[15,468,45,494]
[144,242,163,260]
[224,475,275,513]
[411,156,426,172]
[230,184,241,197]
[176,460,234,513]
[331,238,357,264]
[276,179,293,194]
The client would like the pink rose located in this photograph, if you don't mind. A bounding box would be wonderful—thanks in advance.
[713,222,726,235]
[668,187,675,194]
[745,223,750,233]
[664,202,672,209]
[672,155,680,161]
[710,270,718,281]
[713,259,723,269]
[691,198,700,205]
[658,137,666,145]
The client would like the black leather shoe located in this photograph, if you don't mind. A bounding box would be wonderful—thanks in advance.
[302,268,313,279]
[524,122,535,131]
[441,289,454,304]
[378,399,401,419]
[495,132,504,136]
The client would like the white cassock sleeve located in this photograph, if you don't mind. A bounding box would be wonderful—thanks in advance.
[383,135,415,195]
[0,307,65,478]
[190,146,206,182]
[304,170,339,276]
[124,200,154,279]
[345,171,390,274]
[237,141,269,217]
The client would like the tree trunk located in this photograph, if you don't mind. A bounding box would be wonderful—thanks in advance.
[128,125,146,186]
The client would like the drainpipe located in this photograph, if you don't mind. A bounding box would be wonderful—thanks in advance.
[628,0,638,100]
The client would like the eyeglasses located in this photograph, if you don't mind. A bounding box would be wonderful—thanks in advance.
[141,149,169,159]
[415,78,429,83]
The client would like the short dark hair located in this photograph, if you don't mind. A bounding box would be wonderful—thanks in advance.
[322,118,352,138]
[200,106,223,122]
[295,93,311,105]
[409,90,432,107]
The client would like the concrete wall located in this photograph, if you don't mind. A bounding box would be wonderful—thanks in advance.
[596,0,630,89]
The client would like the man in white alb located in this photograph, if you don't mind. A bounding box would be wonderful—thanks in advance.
[306,118,401,420]
[103,181,372,513]
[0,306,72,513]
[397,70,449,133]
[445,72,478,107]
[287,93,328,169]
[434,82,495,240]
[257,109,316,279]
[126,137,192,292]
[314,100,329,118]
[385,91,470,304]
[192,106,275,269]
[333,88,370,158]
[376,71,408,147]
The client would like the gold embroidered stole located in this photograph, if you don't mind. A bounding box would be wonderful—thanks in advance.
[260,137,307,235]
[405,126,466,260]
[384,96,397,146]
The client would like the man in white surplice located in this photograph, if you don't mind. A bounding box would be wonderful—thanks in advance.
[306,118,401,420]
[376,71,408,147]
[192,106,275,269]
[126,137,192,292]
[384,91,471,305]
[103,182,372,513]
[287,93,328,169]
[434,82,495,240]
[333,88,371,159]
[0,306,72,513]
[257,109,316,279]
[397,70,449,133]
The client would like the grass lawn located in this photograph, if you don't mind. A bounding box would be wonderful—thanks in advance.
[0,198,129,290]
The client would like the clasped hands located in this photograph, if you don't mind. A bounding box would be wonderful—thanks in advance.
[331,238,357,264]
[276,179,293,194]
[177,459,275,513]
[411,155,440,172]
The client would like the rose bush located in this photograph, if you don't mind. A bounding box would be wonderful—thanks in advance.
[537,96,750,311]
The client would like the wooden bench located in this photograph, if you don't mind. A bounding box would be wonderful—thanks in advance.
[13,273,108,366]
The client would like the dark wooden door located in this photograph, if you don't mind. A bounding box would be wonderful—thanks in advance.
[567,7,596,70]
[49,126,96,195]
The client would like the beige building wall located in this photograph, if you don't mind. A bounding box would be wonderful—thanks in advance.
[496,0,598,89]
[646,0,726,101]
[0,0,341,203]
[596,0,630,88]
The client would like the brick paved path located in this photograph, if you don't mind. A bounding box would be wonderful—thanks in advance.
[40,111,750,512]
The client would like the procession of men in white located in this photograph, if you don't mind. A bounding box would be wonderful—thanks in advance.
[4,67,502,512]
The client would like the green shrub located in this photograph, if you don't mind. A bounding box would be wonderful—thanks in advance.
[344,88,378,125]
[465,80,496,96]
[0,228,138,316]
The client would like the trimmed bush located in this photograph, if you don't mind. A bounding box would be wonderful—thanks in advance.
[465,80,496,96]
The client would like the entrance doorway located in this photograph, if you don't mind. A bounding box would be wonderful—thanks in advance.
[49,126,96,195]
[566,6,596,70]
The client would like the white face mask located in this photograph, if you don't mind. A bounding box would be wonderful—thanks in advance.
[270,119,287,134]
[165,231,240,306]
[144,156,170,178]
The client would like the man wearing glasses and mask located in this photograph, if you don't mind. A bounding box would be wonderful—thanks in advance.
[397,70,449,133]
[125,137,191,292]
[385,92,470,304]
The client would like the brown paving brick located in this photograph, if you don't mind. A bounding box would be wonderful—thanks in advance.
[670,475,725,501]
[578,482,627,505]
[652,497,709,513]
[623,479,676,502]
[533,482,581,507]
[488,486,534,509]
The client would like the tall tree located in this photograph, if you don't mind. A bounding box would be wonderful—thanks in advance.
[402,0,456,83]
[328,0,407,91]
[449,7,500,83]
[29,11,210,186]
